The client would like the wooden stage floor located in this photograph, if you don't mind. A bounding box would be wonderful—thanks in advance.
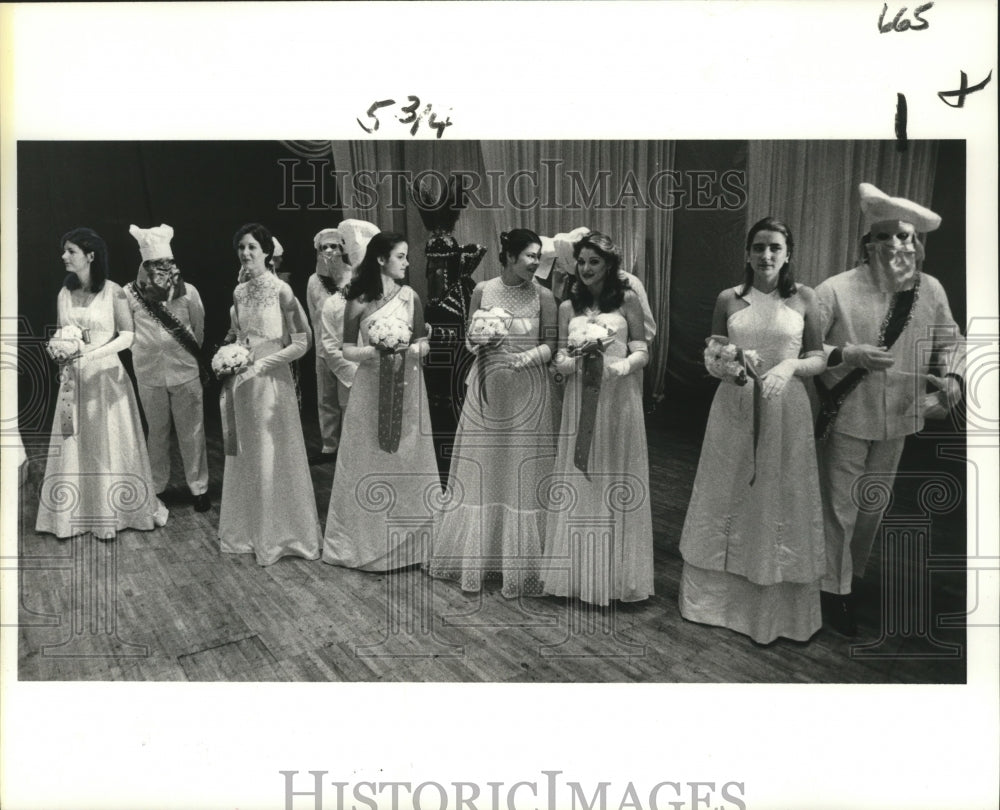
[15,405,968,683]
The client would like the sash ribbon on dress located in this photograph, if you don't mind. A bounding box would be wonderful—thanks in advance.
[574,348,605,479]
[744,352,763,486]
[220,375,241,456]
[377,349,407,453]
[58,363,78,437]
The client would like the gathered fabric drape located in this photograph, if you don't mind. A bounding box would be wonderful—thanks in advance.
[316,139,940,400]
[746,141,939,286]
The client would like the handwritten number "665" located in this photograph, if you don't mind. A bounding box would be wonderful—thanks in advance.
[878,1,933,33]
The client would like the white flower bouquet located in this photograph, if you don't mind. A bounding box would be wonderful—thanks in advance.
[211,343,251,378]
[468,307,513,348]
[567,320,616,356]
[368,316,412,353]
[704,335,761,386]
[46,325,87,363]
[705,335,766,485]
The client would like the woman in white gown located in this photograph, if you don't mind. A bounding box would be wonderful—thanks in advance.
[541,232,654,605]
[36,227,168,540]
[218,223,321,566]
[429,229,558,597]
[679,217,827,643]
[322,232,440,571]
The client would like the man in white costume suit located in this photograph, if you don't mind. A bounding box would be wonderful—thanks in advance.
[814,183,964,636]
[126,223,210,512]
[306,220,380,463]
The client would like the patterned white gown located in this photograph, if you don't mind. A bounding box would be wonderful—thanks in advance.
[219,272,321,565]
[428,277,557,597]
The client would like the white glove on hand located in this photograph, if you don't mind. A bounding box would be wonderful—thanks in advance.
[843,343,895,370]
[552,350,578,377]
[254,332,309,374]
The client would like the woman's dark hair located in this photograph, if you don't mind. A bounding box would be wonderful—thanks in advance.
[498,228,541,266]
[346,231,407,302]
[740,216,797,298]
[232,222,275,269]
[568,231,628,314]
[61,227,108,292]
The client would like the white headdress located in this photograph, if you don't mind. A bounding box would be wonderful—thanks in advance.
[338,219,380,268]
[536,227,591,280]
[859,183,941,231]
[129,223,174,262]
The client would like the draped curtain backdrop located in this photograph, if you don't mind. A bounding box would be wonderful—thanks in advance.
[746,141,939,286]
[328,140,676,402]
[15,140,954,442]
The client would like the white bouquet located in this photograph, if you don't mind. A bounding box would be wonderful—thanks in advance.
[704,335,761,386]
[46,325,86,363]
[368,316,412,353]
[212,343,251,378]
[567,320,616,356]
[468,307,513,348]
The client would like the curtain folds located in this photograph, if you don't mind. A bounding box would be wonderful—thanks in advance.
[328,140,677,402]
[325,138,940,401]
[746,141,939,287]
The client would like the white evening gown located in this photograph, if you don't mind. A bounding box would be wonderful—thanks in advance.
[679,286,825,643]
[323,286,441,571]
[428,277,557,597]
[36,282,168,539]
[541,308,654,605]
[219,272,321,565]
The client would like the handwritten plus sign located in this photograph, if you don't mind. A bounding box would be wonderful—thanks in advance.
[938,70,993,108]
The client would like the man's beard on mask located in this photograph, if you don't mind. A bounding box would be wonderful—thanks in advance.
[866,242,918,290]
[318,252,350,279]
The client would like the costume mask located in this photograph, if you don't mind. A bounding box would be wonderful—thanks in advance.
[865,219,922,291]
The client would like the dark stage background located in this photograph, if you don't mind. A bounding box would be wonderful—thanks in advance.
[15,139,966,443]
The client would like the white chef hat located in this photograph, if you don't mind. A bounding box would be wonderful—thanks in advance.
[338,219,380,268]
[129,223,174,262]
[859,182,941,232]
[536,226,591,280]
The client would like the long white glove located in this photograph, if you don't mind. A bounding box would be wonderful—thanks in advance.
[253,332,309,374]
[344,344,378,364]
[604,341,649,378]
[507,343,552,371]
[80,330,135,363]
[408,338,430,358]
[758,353,826,399]
[552,349,579,377]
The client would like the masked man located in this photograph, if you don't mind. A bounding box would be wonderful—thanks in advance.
[814,183,964,635]
[318,220,380,420]
[126,223,210,511]
[306,220,380,463]
[272,236,292,285]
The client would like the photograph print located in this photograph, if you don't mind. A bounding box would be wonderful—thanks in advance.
[13,137,970,684]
